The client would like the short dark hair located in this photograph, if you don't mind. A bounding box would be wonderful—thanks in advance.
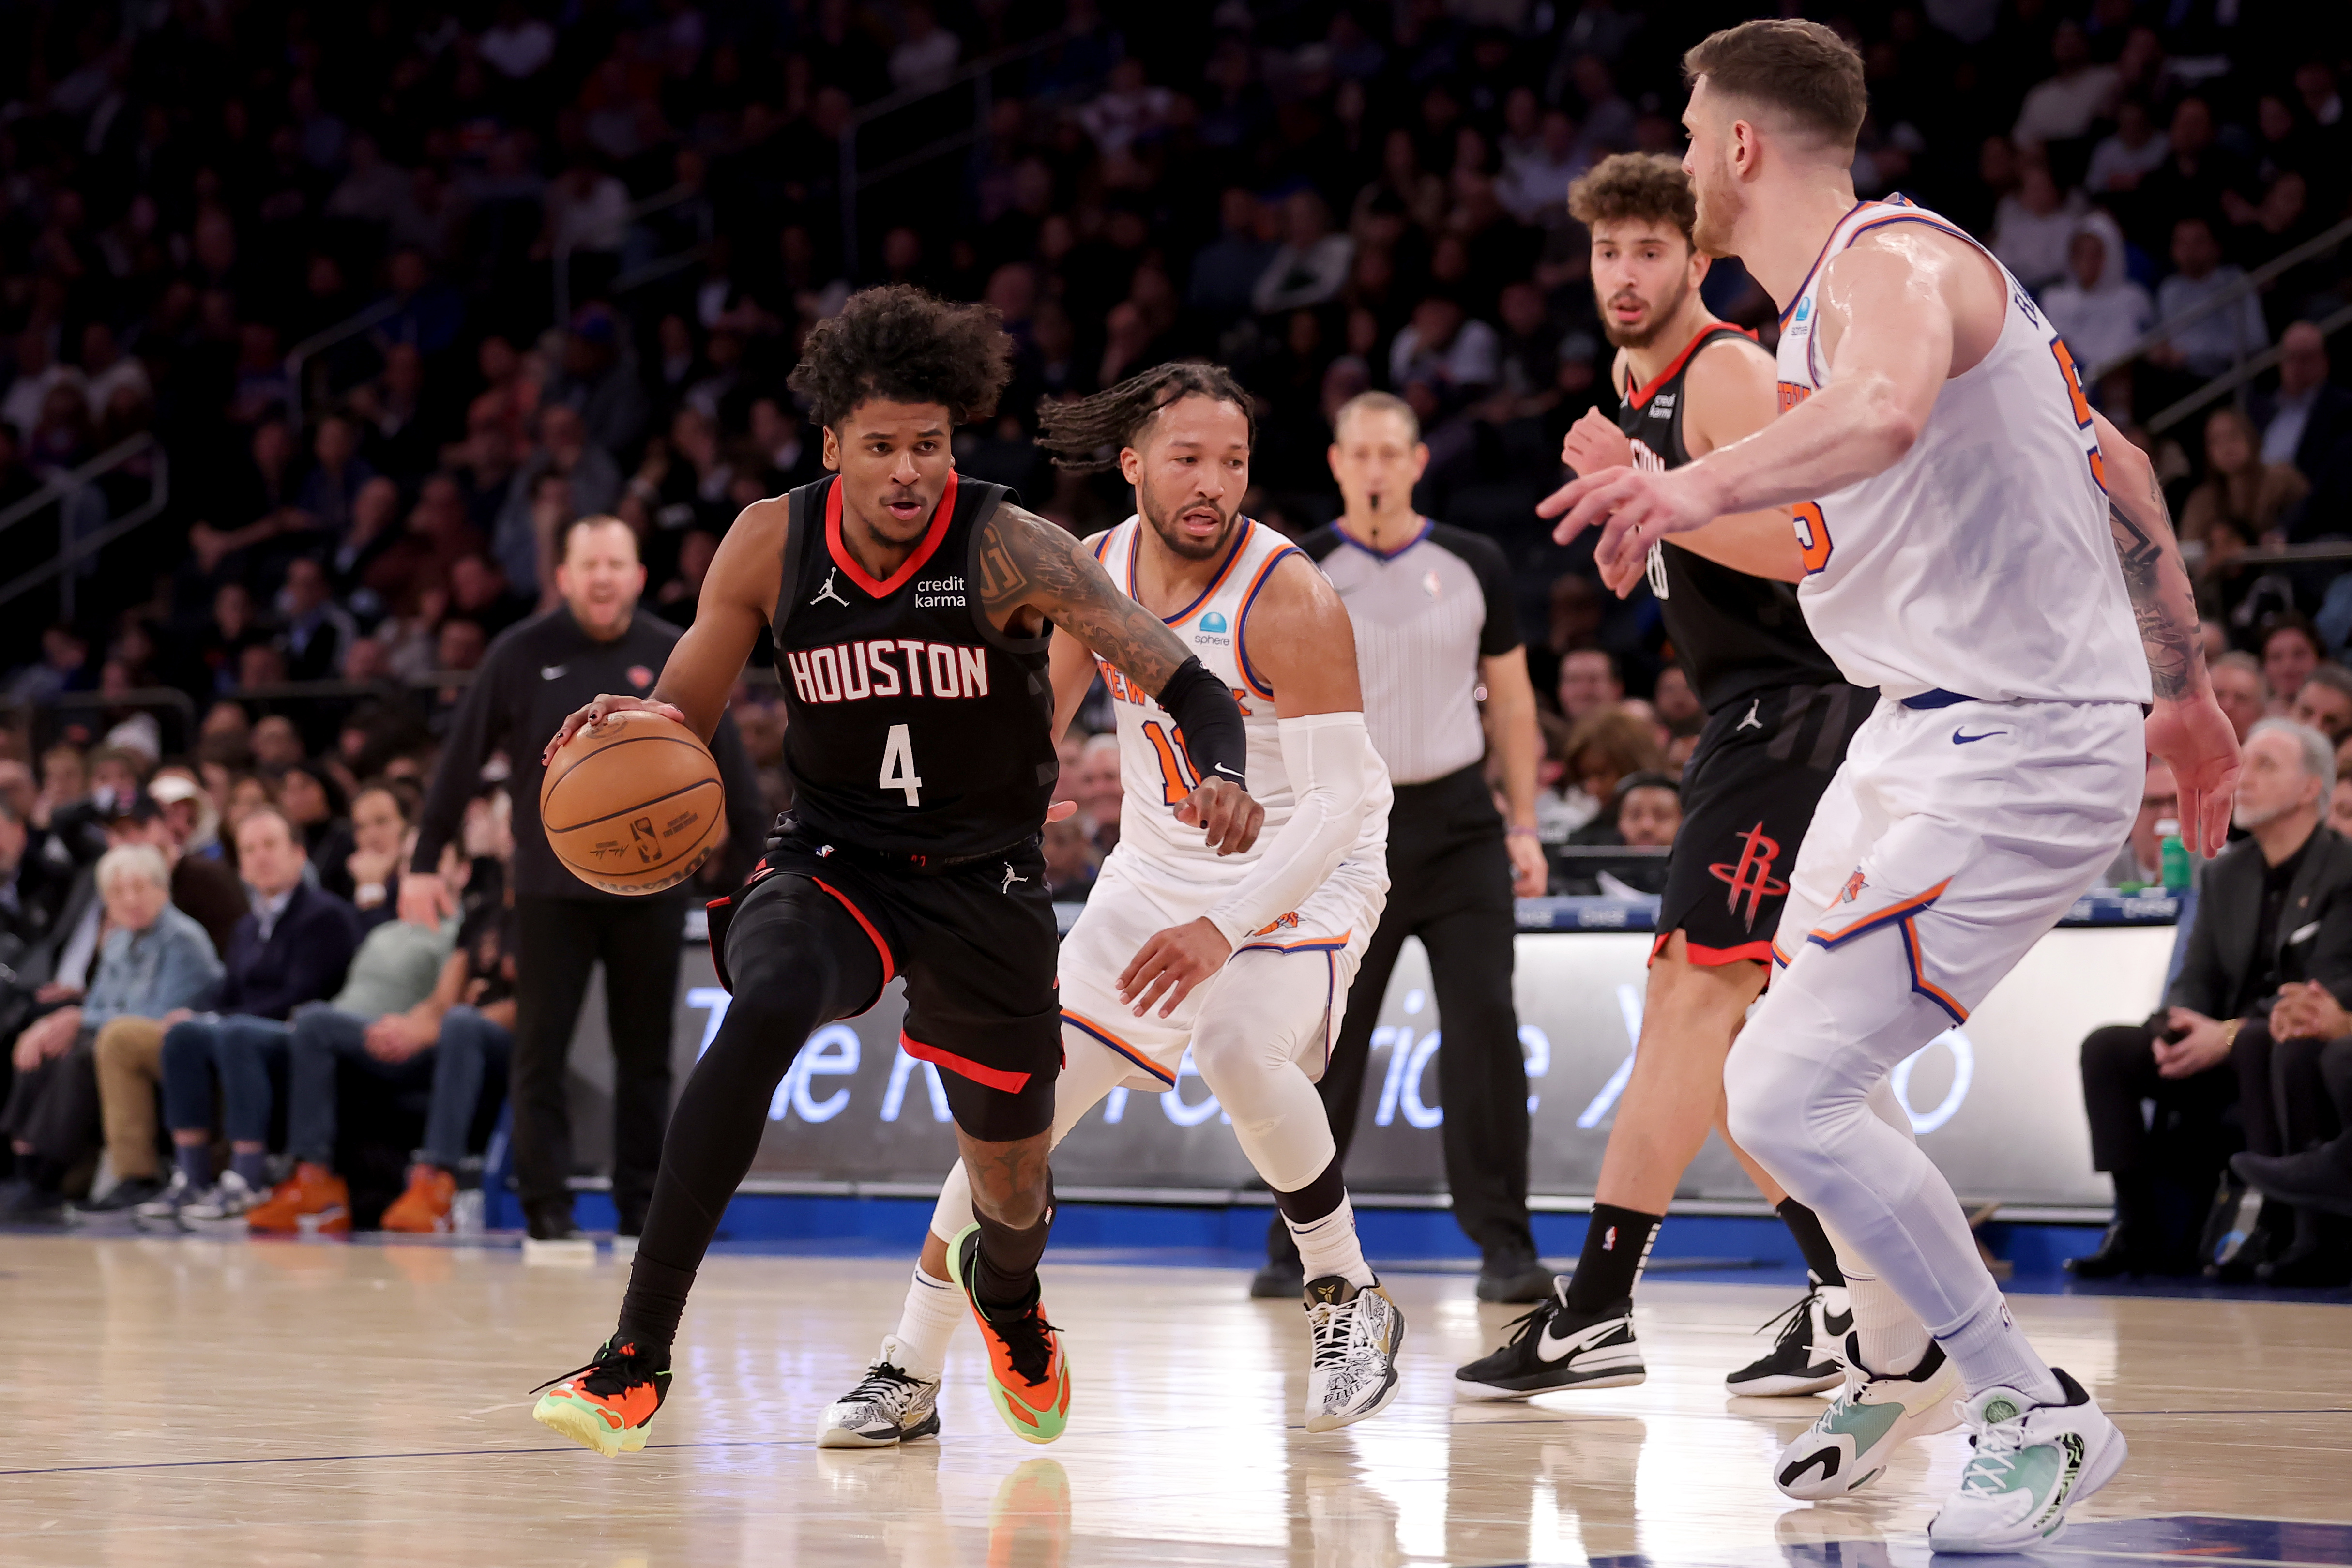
[1568,153,1696,244]
[787,285,1015,430]
[1684,20,1868,151]
[1035,362,1256,473]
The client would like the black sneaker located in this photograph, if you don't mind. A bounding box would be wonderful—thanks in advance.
[530,1337,672,1456]
[1725,1278,1849,1397]
[67,1174,168,1227]
[1476,1249,1556,1303]
[1454,1281,1645,1401]
[1252,1218,1304,1299]
[526,1201,580,1241]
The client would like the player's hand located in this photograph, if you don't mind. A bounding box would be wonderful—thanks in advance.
[543,693,688,764]
[1118,917,1234,1019]
[1506,831,1549,898]
[2145,692,2240,857]
[1539,464,1726,595]
[1174,775,1263,856]
[1559,407,1636,476]
[397,870,456,929]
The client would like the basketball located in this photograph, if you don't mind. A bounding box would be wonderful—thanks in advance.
[540,708,725,895]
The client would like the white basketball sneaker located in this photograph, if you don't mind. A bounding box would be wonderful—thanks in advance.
[1302,1275,1406,1432]
[1927,1369,2127,1554]
[1774,1336,1961,1500]
[817,1337,943,1448]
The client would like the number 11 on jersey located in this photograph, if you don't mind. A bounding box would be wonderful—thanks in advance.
[880,723,923,806]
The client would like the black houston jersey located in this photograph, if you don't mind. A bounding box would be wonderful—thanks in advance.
[770,473,1055,860]
[1617,324,1847,715]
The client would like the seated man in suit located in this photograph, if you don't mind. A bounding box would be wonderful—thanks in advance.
[2072,720,2352,1278]
[2230,979,2352,1284]
[143,806,363,1223]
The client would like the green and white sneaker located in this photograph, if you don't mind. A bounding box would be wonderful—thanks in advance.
[1773,1336,1960,1500]
[1927,1369,2126,1554]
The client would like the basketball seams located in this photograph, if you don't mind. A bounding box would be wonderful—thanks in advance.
[540,713,726,893]
[542,776,724,835]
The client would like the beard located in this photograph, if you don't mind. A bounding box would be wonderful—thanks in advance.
[1602,275,1694,350]
[1139,488,1238,562]
[1689,152,1745,260]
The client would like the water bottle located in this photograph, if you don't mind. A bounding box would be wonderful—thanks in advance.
[2156,818,2190,891]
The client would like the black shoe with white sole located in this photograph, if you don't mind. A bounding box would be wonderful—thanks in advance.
[1453,1280,1645,1400]
[1725,1277,1849,1397]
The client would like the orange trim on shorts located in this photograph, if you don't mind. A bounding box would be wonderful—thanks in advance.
[1235,929,1351,954]
[810,877,895,985]
[1898,918,1969,1024]
[900,1030,1031,1094]
[1807,878,1953,947]
[1061,1007,1175,1086]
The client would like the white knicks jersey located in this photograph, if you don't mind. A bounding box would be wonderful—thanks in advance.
[1774,197,2149,706]
[1088,516,1390,909]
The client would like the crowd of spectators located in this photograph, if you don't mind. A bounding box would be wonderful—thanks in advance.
[3,4,2352,1249]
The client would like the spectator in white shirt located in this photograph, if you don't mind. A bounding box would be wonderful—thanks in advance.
[888,3,961,95]
[1992,163,2088,293]
[1389,296,1500,404]
[2087,100,2171,193]
[2012,22,2121,148]
[2040,228,2154,380]
[1251,191,1354,315]
[2152,216,2268,380]
[1499,105,1585,227]
[1078,59,1175,157]
[479,1,555,80]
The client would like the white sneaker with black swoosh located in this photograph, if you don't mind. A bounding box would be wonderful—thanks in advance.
[1774,1335,1960,1500]
[1453,1279,1645,1400]
[1927,1369,2126,1554]
[1725,1277,1850,1396]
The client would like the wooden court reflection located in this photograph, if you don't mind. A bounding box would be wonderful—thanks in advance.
[4,1236,2348,1566]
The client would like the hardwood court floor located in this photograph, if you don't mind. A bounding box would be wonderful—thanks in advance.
[4,1234,2350,1568]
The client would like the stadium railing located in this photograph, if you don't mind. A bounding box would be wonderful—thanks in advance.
[0,434,171,624]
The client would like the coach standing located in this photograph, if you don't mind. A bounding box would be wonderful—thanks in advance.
[1253,391,1554,1303]
[401,516,765,1241]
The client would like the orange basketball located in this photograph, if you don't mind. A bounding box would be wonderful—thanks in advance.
[540,709,725,895]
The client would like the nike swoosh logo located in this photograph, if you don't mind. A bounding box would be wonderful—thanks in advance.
[1823,1309,1853,1337]
[541,665,567,681]
[1212,764,1243,780]
[1952,729,2005,745]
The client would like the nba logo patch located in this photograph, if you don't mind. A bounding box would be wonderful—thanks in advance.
[1200,611,1229,633]
[627,665,654,689]
[1841,870,1868,904]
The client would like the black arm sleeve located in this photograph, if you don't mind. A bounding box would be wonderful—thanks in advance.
[1431,523,1523,657]
[1156,655,1248,791]
[410,647,507,875]
[707,709,771,885]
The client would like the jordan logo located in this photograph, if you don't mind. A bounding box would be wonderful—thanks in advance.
[811,568,850,609]
[1736,698,1762,731]
[1001,863,1028,895]
[1709,822,1789,929]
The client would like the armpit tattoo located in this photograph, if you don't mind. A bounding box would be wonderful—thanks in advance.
[979,505,1189,693]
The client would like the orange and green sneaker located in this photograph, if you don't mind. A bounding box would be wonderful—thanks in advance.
[950,1222,1072,1444]
[531,1338,670,1456]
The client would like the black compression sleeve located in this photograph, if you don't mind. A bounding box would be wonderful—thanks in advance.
[1154,655,1248,792]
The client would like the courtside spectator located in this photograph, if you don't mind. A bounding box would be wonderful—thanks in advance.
[2264,619,2326,712]
[2294,665,2352,747]
[151,807,362,1223]
[2213,652,2270,742]
[1,844,221,1221]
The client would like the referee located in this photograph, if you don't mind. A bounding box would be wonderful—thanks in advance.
[402,515,765,1241]
[1253,391,1554,1303]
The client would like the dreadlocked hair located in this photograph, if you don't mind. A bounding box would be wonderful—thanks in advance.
[1034,362,1256,472]
[787,285,1015,430]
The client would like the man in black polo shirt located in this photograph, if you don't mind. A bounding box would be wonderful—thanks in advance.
[402,516,765,1241]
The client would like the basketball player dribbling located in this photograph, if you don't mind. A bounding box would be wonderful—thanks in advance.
[819,364,1404,1446]
[1456,152,1876,1404]
[526,289,1259,1454]
[1547,21,2239,1553]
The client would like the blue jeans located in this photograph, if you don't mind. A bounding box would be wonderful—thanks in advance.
[161,1016,290,1143]
[284,1005,511,1169]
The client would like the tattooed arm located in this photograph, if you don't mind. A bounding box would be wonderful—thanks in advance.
[978,502,1262,854]
[2093,410,2239,854]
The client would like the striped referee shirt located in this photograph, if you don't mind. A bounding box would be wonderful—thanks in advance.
[1300,518,1520,787]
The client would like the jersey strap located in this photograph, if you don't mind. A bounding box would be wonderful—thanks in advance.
[1234,542,1307,700]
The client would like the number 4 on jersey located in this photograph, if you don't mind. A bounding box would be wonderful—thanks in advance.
[879,722,923,806]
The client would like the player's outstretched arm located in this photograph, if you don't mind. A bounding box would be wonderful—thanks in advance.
[1545,236,1956,578]
[2094,410,2240,855]
[541,498,785,761]
[977,502,1260,854]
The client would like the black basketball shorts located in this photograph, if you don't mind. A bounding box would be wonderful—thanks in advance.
[1655,681,1876,968]
[709,827,1062,1142]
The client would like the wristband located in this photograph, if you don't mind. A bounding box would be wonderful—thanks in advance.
[1153,655,1247,792]
[1506,825,1541,839]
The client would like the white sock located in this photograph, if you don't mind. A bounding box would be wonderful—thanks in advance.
[1286,1193,1375,1289]
[1934,1285,2063,1404]
[891,1264,964,1380]
[1821,1217,1931,1375]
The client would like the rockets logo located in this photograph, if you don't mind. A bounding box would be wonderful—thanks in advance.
[1709,822,1790,930]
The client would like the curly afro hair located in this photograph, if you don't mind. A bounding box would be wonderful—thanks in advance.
[786,285,1015,430]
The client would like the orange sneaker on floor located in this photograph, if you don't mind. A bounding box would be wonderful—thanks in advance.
[245,1162,350,1234]
[380,1166,456,1233]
